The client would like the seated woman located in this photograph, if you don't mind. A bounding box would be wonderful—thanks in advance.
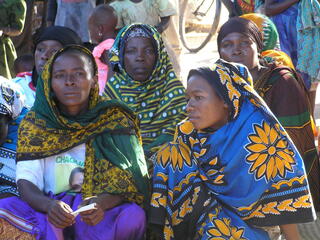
[0,77,27,198]
[217,17,320,211]
[150,60,315,240]
[13,26,82,109]
[0,45,149,239]
[104,23,186,160]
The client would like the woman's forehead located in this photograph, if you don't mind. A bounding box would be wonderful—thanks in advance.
[53,53,88,70]
[125,37,153,47]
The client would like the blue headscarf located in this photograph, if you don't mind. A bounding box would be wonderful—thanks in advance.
[150,59,315,239]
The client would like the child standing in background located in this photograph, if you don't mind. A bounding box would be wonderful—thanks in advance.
[110,0,182,78]
[88,5,118,94]
[13,54,34,77]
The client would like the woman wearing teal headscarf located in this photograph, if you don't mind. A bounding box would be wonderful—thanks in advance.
[0,45,148,239]
[104,24,186,159]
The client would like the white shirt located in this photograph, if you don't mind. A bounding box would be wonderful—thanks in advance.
[16,144,85,194]
[13,72,35,109]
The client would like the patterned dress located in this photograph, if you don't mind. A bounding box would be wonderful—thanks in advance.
[254,63,320,211]
[0,76,26,196]
[150,60,315,239]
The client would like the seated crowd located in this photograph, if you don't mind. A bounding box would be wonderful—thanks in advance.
[0,2,319,240]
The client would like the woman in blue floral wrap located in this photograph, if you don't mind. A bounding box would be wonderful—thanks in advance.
[149,59,315,240]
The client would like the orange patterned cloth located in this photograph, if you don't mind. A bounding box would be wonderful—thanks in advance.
[0,218,35,240]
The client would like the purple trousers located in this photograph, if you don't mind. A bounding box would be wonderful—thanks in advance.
[0,192,146,240]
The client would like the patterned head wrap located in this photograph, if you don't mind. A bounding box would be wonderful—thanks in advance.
[126,26,150,41]
[261,50,295,69]
[17,45,149,202]
[217,17,263,53]
[0,76,25,119]
[188,59,256,121]
[241,13,279,51]
[105,24,186,158]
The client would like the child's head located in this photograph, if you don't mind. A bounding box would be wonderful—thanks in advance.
[69,167,84,192]
[13,54,34,75]
[88,4,117,44]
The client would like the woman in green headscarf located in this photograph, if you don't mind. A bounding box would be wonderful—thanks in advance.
[0,45,148,239]
[104,23,186,159]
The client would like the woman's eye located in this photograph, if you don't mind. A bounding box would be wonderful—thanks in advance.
[75,72,85,77]
[51,49,59,55]
[241,40,251,47]
[195,96,203,100]
[221,42,231,48]
[54,74,63,79]
[125,48,136,54]
[36,47,44,53]
[145,48,154,54]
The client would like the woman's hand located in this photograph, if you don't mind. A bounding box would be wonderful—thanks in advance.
[47,200,75,229]
[78,196,104,226]
[78,194,123,225]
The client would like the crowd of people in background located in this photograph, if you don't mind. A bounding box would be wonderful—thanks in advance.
[0,0,319,239]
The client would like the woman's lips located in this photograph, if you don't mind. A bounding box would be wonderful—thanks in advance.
[64,92,79,97]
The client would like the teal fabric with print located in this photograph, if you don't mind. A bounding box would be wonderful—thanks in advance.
[297,0,320,81]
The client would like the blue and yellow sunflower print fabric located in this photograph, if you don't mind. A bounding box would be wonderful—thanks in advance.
[149,60,315,240]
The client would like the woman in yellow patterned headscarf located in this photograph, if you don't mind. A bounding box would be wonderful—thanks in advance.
[104,24,186,160]
[0,45,148,239]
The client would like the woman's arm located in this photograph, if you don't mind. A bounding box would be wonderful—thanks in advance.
[17,179,75,228]
[280,224,301,240]
[0,0,26,37]
[265,0,299,16]
[155,16,170,33]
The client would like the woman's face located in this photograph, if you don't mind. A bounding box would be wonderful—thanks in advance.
[219,32,259,70]
[34,40,63,74]
[124,37,156,82]
[51,52,96,116]
[186,75,229,130]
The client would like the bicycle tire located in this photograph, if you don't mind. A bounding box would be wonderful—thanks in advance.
[179,0,222,53]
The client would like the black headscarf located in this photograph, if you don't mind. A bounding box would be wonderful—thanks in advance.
[217,17,263,54]
[31,26,82,86]
[32,26,82,49]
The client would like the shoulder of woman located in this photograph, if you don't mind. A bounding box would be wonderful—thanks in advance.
[102,98,140,127]
[267,64,297,83]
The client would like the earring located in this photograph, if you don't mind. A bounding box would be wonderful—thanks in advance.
[98,32,102,37]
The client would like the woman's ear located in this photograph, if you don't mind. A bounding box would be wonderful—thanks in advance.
[223,101,229,109]
[91,74,98,89]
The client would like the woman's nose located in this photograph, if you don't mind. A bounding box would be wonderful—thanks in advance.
[136,50,145,61]
[233,44,242,55]
[41,50,51,60]
[65,74,76,86]
[186,100,194,113]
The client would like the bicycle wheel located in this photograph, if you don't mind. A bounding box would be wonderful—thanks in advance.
[179,0,222,53]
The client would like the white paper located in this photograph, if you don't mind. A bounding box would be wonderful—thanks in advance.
[71,203,96,216]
